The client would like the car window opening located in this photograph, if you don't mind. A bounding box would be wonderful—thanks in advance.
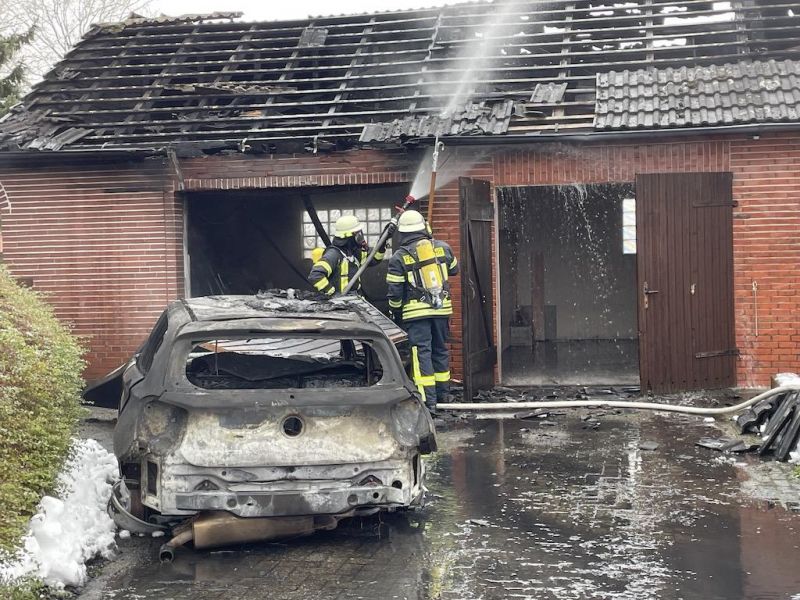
[186,336,384,390]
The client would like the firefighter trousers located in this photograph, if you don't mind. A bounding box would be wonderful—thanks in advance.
[405,317,450,407]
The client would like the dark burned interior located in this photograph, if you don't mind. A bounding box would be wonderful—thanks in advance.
[186,337,384,389]
[185,183,406,313]
[1,0,798,152]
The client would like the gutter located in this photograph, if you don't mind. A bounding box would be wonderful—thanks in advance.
[436,121,800,146]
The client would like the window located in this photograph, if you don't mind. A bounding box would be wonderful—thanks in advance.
[137,311,168,375]
[622,198,636,254]
[185,336,384,389]
[302,208,394,259]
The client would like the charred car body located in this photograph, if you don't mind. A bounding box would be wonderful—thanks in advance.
[97,293,436,557]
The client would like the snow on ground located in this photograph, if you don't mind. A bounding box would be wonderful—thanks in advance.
[0,438,118,589]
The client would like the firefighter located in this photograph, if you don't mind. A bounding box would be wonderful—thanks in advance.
[386,209,459,412]
[308,214,386,296]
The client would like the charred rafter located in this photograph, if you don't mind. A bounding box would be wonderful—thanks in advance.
[1,0,799,152]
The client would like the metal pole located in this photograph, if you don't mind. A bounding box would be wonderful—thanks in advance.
[426,137,444,226]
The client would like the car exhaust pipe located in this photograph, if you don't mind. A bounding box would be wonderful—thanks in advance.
[159,511,343,560]
[159,527,194,562]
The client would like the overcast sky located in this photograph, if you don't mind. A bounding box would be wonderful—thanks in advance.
[150,0,460,22]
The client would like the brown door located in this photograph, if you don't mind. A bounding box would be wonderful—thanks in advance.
[459,177,497,400]
[636,172,736,393]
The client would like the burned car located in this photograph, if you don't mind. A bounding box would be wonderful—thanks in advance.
[94,293,436,558]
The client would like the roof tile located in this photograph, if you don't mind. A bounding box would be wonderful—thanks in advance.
[596,59,800,130]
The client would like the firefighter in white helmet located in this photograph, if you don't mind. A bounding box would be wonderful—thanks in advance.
[386,209,459,412]
[308,214,386,296]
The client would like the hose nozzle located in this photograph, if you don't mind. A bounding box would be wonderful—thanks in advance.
[405,194,416,204]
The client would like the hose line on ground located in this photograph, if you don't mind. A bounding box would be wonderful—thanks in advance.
[437,385,800,416]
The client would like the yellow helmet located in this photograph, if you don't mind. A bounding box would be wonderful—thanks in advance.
[334,214,362,238]
[397,209,426,233]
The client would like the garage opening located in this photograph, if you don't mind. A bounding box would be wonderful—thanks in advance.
[185,184,406,313]
[497,184,639,386]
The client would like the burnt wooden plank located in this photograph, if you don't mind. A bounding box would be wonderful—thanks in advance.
[460,177,496,400]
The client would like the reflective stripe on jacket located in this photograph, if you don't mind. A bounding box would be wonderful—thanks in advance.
[386,236,459,321]
[308,245,384,295]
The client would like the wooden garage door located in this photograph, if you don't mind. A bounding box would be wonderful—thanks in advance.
[636,173,736,393]
[459,177,496,401]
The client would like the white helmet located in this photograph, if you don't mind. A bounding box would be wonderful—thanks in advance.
[333,214,362,238]
[397,209,426,233]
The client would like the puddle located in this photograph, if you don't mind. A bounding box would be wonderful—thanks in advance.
[79,416,800,600]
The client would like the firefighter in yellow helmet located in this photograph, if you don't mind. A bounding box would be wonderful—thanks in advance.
[386,209,459,412]
[308,214,386,296]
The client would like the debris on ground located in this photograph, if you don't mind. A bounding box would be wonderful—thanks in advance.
[639,440,660,451]
[736,377,800,462]
[0,439,118,589]
[468,519,491,527]
[696,437,758,454]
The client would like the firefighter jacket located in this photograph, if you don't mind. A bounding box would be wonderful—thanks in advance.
[386,232,459,322]
[308,241,385,295]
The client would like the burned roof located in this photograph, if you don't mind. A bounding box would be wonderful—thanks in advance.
[1,0,799,153]
[596,59,800,129]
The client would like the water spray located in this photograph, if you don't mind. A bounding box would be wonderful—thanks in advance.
[426,135,445,226]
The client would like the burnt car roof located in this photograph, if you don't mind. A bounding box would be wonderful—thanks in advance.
[82,292,407,408]
[177,292,406,343]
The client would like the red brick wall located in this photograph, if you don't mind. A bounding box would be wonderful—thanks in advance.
[0,157,182,379]
[729,136,800,387]
[178,149,414,190]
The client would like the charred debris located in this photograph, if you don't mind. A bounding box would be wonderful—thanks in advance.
[0,1,799,154]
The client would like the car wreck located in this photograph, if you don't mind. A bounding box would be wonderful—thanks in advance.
[91,292,436,559]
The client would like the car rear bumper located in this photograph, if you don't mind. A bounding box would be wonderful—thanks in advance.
[174,484,411,517]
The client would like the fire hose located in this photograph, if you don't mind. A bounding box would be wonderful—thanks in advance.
[437,384,800,416]
[341,195,417,295]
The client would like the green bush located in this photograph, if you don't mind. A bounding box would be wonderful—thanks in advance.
[0,264,85,552]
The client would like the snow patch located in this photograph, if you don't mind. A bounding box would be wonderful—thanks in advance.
[0,439,119,589]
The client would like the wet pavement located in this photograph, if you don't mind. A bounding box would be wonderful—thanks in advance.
[78,410,800,600]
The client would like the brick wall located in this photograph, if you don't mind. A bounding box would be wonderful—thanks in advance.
[729,136,800,386]
[0,157,182,379]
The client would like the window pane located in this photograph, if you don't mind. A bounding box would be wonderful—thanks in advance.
[623,211,636,226]
[381,207,392,220]
[623,240,637,254]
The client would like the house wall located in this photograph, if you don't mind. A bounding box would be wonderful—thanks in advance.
[1,135,798,387]
[0,157,182,379]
